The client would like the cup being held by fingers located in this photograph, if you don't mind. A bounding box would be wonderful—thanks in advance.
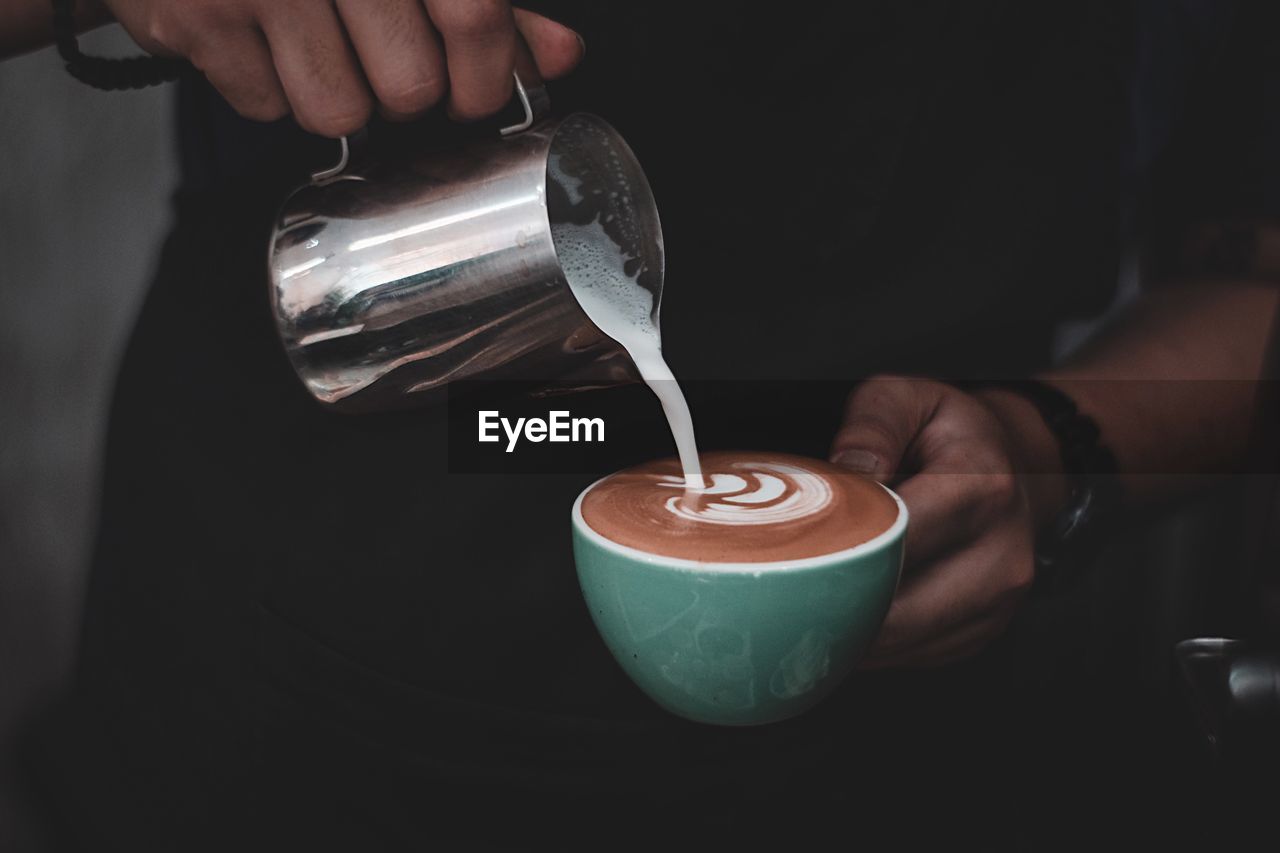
[571,451,907,726]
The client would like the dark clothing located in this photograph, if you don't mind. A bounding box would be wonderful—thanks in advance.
[26,0,1277,847]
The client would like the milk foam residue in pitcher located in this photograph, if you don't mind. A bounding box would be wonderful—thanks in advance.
[547,120,704,489]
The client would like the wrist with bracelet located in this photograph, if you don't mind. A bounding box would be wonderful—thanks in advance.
[52,0,185,90]
[969,378,1122,581]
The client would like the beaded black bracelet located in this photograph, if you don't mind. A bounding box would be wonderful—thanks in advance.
[52,0,185,91]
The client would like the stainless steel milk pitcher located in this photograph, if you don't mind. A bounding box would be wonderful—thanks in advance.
[267,73,665,412]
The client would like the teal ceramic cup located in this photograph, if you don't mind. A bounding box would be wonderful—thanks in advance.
[572,482,907,726]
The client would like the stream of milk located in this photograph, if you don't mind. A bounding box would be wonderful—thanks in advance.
[550,216,705,490]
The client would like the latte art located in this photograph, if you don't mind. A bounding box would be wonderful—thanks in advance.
[658,463,833,527]
[581,451,899,563]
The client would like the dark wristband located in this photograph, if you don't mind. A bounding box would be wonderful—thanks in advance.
[971,378,1122,576]
[52,0,185,91]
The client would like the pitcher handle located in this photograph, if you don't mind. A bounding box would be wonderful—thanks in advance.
[311,38,550,183]
[310,133,357,183]
[500,34,552,135]
[499,73,549,136]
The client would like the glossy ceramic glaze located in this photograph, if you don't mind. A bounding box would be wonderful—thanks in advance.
[572,482,907,726]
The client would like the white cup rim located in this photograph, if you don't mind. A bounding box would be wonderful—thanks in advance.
[571,476,908,574]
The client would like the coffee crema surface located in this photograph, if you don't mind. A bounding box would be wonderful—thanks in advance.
[580,451,898,563]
